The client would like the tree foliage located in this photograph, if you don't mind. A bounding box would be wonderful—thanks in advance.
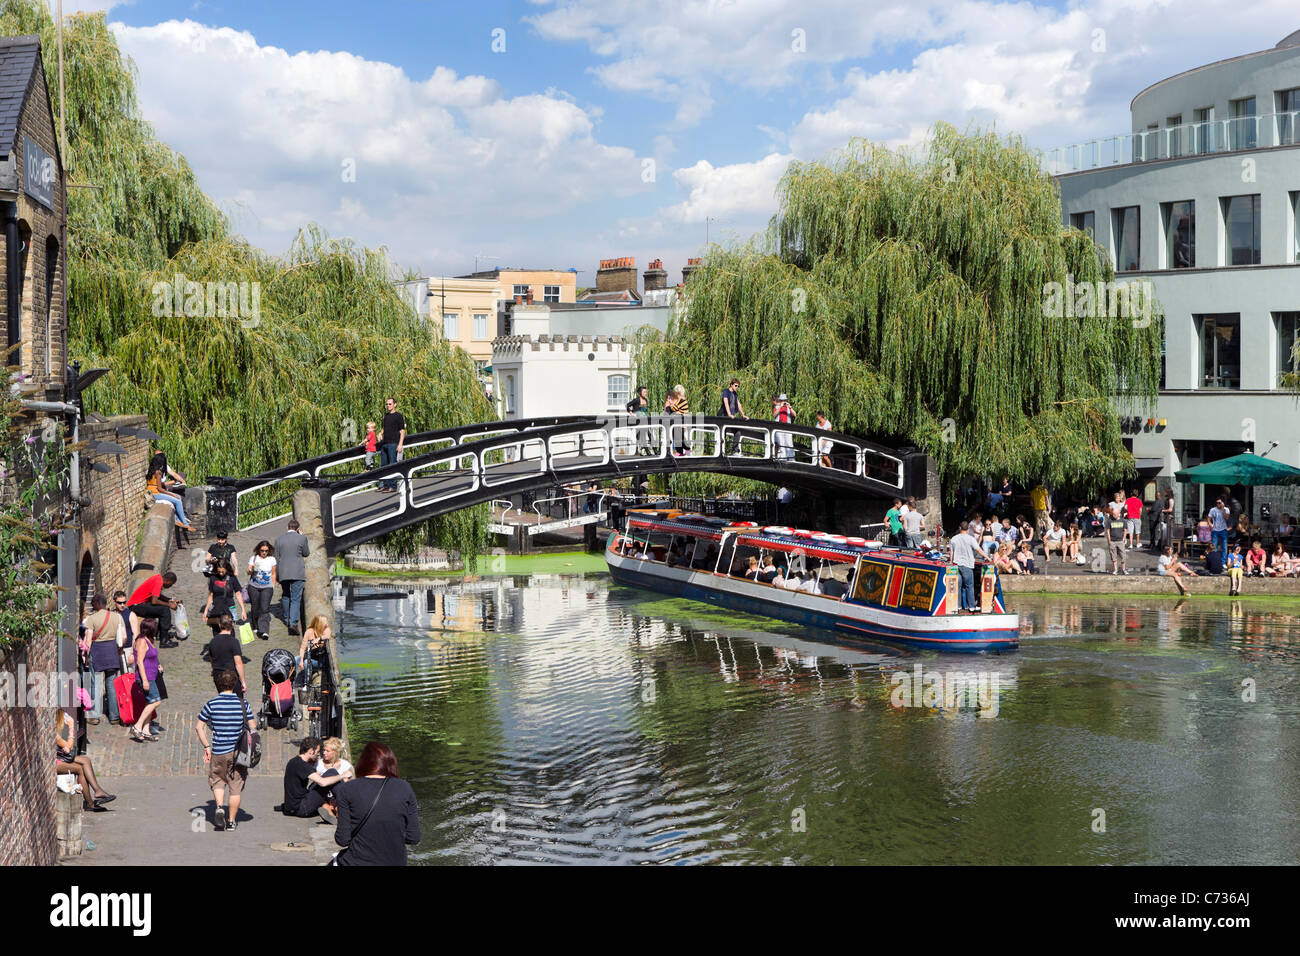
[636,127,1163,498]
[0,1,490,558]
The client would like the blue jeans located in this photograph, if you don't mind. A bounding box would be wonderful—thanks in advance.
[379,443,399,490]
[87,668,120,722]
[1212,529,1229,564]
[155,492,189,525]
[957,565,976,610]
[281,579,304,629]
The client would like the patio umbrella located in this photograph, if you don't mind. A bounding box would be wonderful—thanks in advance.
[1174,453,1300,486]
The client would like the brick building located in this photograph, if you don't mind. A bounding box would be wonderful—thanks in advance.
[0,34,70,867]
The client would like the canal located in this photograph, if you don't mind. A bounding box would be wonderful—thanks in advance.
[337,565,1300,865]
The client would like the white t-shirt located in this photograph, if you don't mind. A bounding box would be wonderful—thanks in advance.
[1108,500,1125,517]
[317,757,353,778]
[1157,554,1173,574]
[816,418,833,454]
[249,555,277,588]
[1045,527,1065,542]
[799,577,822,594]
[783,576,802,591]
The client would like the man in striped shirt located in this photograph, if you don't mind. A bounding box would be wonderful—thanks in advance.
[196,670,257,832]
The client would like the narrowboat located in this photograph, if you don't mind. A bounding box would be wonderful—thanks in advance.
[607,508,1019,653]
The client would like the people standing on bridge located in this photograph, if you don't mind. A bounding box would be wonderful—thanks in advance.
[814,411,833,468]
[627,385,652,455]
[666,385,690,455]
[246,540,276,640]
[379,398,406,492]
[772,394,795,461]
[275,519,310,637]
[362,422,378,469]
[720,378,746,454]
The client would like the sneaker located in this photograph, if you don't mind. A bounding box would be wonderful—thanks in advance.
[214,806,226,831]
[318,805,337,825]
[226,820,238,832]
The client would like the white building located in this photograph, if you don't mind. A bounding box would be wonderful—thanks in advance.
[1051,29,1300,524]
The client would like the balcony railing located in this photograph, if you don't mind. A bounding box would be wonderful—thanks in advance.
[1044,110,1300,175]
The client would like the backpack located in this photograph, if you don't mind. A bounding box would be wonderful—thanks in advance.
[1205,550,1224,574]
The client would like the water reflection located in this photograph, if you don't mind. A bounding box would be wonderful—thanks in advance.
[338,575,1300,865]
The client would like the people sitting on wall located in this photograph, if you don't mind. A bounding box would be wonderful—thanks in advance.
[127,571,180,647]
[55,707,115,812]
[1246,539,1268,576]
[145,461,195,532]
[1267,542,1294,577]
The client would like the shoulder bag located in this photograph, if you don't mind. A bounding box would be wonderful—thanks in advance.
[330,778,389,867]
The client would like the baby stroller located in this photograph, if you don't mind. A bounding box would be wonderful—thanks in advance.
[258,648,300,730]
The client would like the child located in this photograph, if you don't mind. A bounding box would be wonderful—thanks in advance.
[1227,543,1245,596]
[362,422,378,469]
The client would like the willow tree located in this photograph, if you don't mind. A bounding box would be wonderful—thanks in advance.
[1,1,490,558]
[637,126,1163,498]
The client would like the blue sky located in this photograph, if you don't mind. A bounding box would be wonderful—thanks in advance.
[66,0,1300,283]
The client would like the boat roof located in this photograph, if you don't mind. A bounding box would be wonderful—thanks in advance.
[623,510,949,568]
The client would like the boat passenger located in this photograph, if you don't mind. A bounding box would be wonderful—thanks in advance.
[782,571,803,591]
[799,574,823,595]
[757,557,780,584]
[743,557,761,580]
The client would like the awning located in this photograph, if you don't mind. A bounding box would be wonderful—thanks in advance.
[1174,453,1300,486]
[1134,457,1164,472]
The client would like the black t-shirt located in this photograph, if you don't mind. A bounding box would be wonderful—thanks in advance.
[208,576,240,617]
[283,756,316,814]
[1107,518,1126,542]
[207,542,236,569]
[208,632,242,675]
[381,411,406,446]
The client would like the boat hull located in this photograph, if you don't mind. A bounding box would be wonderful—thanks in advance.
[607,551,1019,653]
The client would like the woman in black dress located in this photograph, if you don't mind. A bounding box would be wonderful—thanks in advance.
[334,742,420,866]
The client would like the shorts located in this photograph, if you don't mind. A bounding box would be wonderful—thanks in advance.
[140,679,161,704]
[208,752,247,795]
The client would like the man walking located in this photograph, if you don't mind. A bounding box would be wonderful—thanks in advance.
[378,397,406,492]
[274,519,310,637]
[720,378,746,454]
[1107,510,1129,575]
[196,669,256,832]
[1209,497,1231,565]
[949,521,982,612]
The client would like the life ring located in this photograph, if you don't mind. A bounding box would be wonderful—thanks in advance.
[845,536,868,546]
[793,529,814,538]
[763,526,794,536]
[815,534,848,544]
[734,521,759,528]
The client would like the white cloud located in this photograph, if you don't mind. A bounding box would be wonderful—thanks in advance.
[110,19,645,272]
[665,152,794,223]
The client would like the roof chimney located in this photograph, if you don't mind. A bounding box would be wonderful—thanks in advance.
[681,257,702,285]
[596,256,638,295]
[643,258,667,292]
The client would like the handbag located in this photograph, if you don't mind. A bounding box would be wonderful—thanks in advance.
[329,778,389,867]
[154,672,169,701]
[237,620,256,645]
[233,724,262,770]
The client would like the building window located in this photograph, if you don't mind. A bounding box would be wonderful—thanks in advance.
[543,285,560,303]
[474,359,489,377]
[1162,200,1195,268]
[1277,88,1300,145]
[606,374,630,411]
[1193,106,1214,154]
[1166,115,1182,157]
[1278,312,1300,387]
[1112,206,1140,271]
[443,313,458,339]
[1292,191,1300,263]
[1228,96,1256,150]
[44,236,58,378]
[1222,195,1261,265]
[505,374,516,414]
[1197,314,1241,389]
[1070,211,1095,239]
[473,313,489,339]
[513,284,529,299]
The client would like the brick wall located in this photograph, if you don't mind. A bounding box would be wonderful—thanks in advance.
[80,415,153,596]
[0,640,59,866]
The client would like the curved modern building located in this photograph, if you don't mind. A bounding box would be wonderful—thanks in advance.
[1051,30,1300,526]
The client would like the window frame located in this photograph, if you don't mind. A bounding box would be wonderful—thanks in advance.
[442,312,459,340]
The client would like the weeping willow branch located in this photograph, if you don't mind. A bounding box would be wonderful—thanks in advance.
[636,125,1163,499]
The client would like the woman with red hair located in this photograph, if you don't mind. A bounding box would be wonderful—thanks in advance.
[332,742,420,865]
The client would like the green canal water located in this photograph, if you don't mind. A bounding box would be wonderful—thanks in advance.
[337,566,1300,865]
